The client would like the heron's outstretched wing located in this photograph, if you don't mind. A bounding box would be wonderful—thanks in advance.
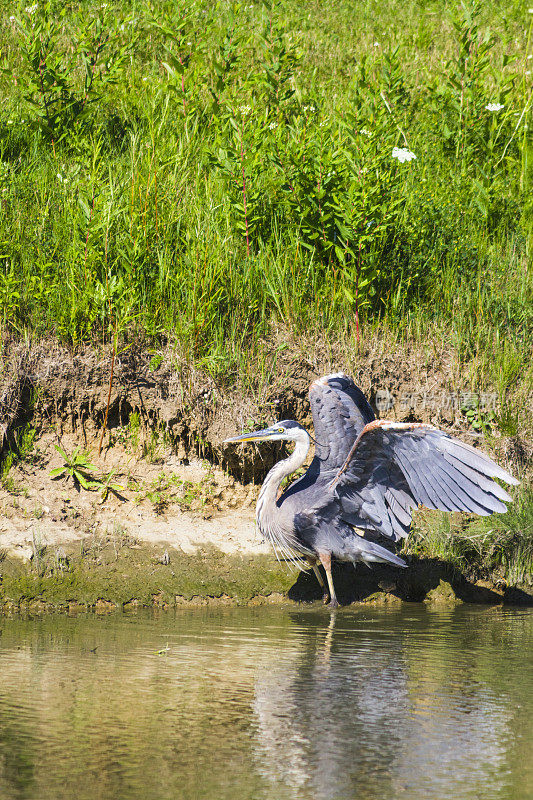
[309,373,375,472]
[331,421,519,542]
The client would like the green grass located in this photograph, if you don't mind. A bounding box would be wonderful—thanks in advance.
[0,420,37,490]
[0,0,530,385]
[406,487,533,586]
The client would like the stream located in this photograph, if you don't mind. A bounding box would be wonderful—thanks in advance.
[0,605,531,800]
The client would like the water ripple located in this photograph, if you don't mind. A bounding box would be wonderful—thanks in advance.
[0,606,531,800]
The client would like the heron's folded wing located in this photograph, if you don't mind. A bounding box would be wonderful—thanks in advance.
[309,373,375,472]
[331,421,518,542]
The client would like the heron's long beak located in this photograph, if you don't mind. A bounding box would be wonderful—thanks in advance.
[223,427,276,444]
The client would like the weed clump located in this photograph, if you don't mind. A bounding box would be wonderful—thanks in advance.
[406,488,533,586]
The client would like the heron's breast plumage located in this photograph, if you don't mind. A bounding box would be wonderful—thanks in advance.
[256,486,314,567]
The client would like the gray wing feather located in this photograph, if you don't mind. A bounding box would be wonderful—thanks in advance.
[442,438,516,483]
[333,422,518,542]
[309,373,375,472]
[441,454,513,502]
[385,487,415,528]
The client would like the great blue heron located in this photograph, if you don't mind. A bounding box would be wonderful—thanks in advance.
[224,373,518,607]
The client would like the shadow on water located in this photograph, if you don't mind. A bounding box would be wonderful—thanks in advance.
[253,610,410,798]
[287,558,533,606]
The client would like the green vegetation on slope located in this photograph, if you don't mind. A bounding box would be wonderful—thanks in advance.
[0,546,295,607]
[407,488,533,586]
[0,0,531,386]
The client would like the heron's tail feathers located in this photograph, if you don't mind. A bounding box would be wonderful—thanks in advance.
[352,538,407,568]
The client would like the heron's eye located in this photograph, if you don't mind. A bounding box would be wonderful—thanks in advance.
[277,428,284,433]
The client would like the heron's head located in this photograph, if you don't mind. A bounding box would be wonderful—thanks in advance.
[223,420,309,445]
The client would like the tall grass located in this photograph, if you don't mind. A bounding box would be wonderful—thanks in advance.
[406,488,533,585]
[0,0,531,389]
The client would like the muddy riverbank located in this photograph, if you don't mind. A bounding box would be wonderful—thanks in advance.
[0,336,531,611]
[2,541,532,612]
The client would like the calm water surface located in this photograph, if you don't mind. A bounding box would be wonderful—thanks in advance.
[0,605,531,800]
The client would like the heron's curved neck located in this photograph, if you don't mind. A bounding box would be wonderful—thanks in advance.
[257,435,310,516]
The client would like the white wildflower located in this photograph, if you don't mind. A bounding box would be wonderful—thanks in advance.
[56,173,67,184]
[9,15,16,21]
[528,55,533,59]
[25,4,38,12]
[268,122,278,130]
[526,71,531,75]
[485,102,504,112]
[373,41,379,47]
[392,146,417,163]
[239,105,251,115]
[360,128,372,137]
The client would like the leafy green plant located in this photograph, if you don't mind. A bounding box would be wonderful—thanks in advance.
[149,5,197,117]
[428,1,522,228]
[209,107,267,254]
[145,471,174,514]
[460,395,495,433]
[31,529,47,576]
[97,470,125,503]
[255,0,299,113]
[0,262,22,328]
[207,16,242,111]
[496,406,520,437]
[50,445,101,490]
[14,2,136,143]
[1,470,22,496]
[0,0,529,409]
[149,352,163,372]
[407,487,531,586]
[0,421,38,490]
[486,488,533,585]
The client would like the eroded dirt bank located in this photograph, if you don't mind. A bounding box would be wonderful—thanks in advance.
[0,335,531,610]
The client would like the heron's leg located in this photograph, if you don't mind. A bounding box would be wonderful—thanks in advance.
[307,557,329,603]
[313,566,330,604]
[318,552,338,608]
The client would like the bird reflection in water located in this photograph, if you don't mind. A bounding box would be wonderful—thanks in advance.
[252,610,511,800]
